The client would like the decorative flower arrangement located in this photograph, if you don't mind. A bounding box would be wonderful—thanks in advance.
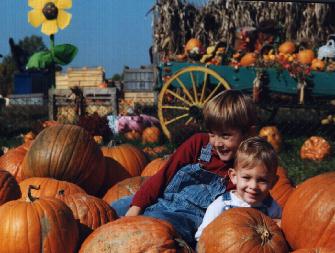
[27,0,78,86]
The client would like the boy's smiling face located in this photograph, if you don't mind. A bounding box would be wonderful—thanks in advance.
[228,163,277,206]
[209,129,245,162]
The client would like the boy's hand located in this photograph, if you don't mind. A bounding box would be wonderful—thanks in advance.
[125,206,142,216]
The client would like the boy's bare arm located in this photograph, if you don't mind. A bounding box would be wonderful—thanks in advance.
[125,206,142,216]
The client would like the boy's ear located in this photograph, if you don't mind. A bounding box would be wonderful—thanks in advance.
[228,168,237,185]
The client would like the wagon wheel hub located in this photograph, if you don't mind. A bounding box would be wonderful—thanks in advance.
[189,105,203,122]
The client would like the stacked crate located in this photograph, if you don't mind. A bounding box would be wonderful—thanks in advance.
[56,66,105,89]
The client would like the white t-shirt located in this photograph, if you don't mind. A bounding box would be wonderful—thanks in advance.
[195,191,282,240]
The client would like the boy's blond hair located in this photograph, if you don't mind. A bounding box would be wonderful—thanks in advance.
[203,90,257,135]
[234,136,278,174]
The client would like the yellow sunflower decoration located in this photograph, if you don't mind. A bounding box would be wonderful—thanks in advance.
[28,0,72,35]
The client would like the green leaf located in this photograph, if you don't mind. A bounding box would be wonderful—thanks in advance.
[53,44,78,65]
[26,51,53,70]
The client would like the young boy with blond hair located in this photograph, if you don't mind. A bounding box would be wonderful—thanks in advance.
[195,136,281,240]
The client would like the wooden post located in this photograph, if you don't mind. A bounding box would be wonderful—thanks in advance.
[48,88,55,120]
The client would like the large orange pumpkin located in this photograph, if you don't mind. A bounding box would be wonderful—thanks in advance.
[103,176,148,205]
[101,144,148,177]
[0,185,79,253]
[291,248,335,253]
[270,167,295,208]
[198,207,288,253]
[141,157,168,177]
[0,169,21,205]
[19,177,86,199]
[297,49,315,64]
[58,192,117,242]
[0,143,28,183]
[97,157,132,197]
[21,124,106,195]
[300,136,331,161]
[282,172,335,250]
[278,41,296,54]
[142,126,162,144]
[79,216,192,253]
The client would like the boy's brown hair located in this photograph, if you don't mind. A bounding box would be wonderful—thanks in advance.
[234,136,278,174]
[203,90,257,135]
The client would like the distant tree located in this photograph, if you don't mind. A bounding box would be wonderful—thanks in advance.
[0,35,46,95]
[111,73,123,81]
[0,56,16,96]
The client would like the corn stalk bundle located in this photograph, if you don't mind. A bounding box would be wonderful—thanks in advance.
[153,0,335,54]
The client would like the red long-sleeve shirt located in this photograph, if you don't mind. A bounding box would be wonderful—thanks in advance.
[131,133,236,208]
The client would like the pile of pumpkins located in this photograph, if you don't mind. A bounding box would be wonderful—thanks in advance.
[259,125,331,161]
[0,124,333,252]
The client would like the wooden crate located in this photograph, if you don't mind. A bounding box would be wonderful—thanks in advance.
[119,91,157,115]
[56,67,105,89]
[49,87,118,123]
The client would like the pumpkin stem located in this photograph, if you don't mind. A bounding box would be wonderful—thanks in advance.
[174,238,193,253]
[27,185,41,202]
[256,225,271,246]
[58,189,65,196]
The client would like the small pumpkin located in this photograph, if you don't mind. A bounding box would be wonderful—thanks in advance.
[23,131,35,143]
[278,41,296,54]
[141,157,169,177]
[270,167,295,208]
[57,192,117,242]
[311,59,326,71]
[0,169,21,205]
[300,136,331,161]
[239,52,257,67]
[282,172,335,250]
[103,176,148,205]
[185,38,202,53]
[0,143,28,183]
[79,216,191,253]
[198,207,289,253]
[101,144,148,177]
[297,49,315,64]
[259,126,282,153]
[142,126,162,144]
[0,185,79,253]
[124,130,141,141]
[21,124,106,195]
[19,177,86,199]
[93,135,103,145]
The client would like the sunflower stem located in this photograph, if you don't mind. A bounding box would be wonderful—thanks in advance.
[49,34,56,88]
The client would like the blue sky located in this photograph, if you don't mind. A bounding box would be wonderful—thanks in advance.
[0,0,154,77]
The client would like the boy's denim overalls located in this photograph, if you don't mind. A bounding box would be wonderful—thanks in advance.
[111,144,227,247]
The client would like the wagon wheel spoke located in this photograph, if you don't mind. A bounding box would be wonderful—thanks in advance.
[202,82,223,105]
[185,117,194,125]
[161,105,189,110]
[200,71,208,103]
[164,113,189,126]
[166,89,192,106]
[176,77,195,104]
[190,72,198,104]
